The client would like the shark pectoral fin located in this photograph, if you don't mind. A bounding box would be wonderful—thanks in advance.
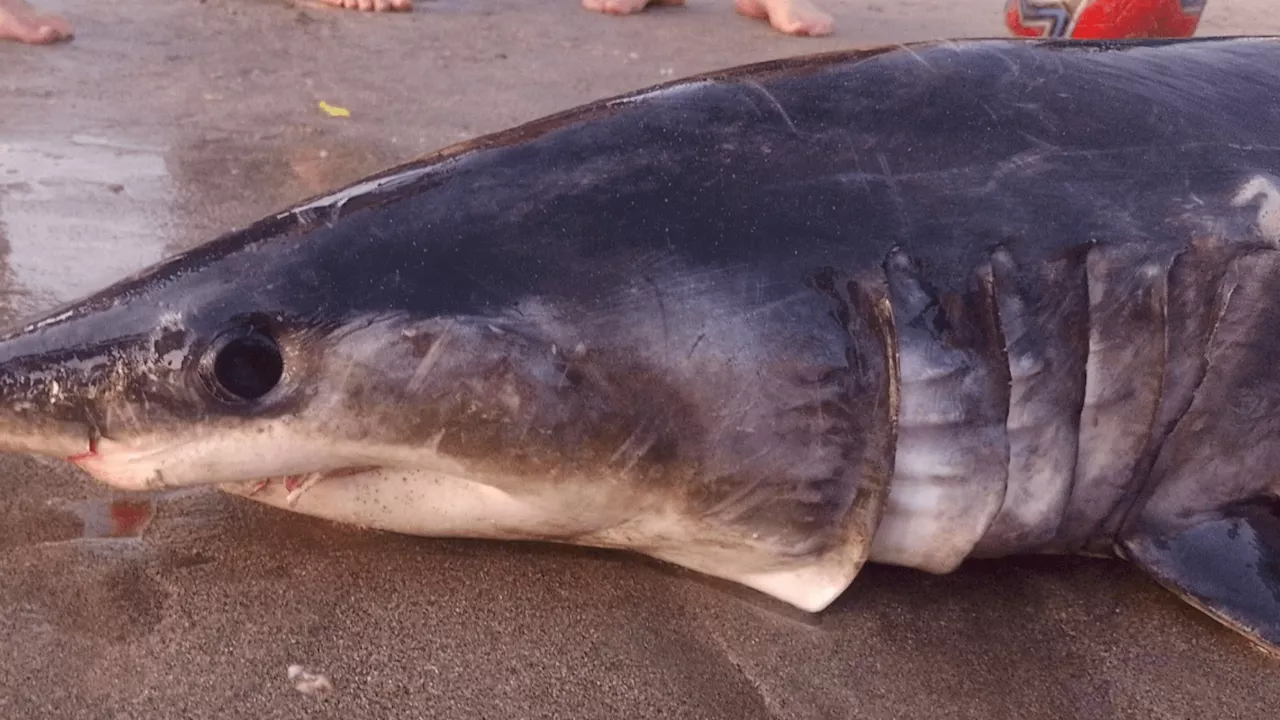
[1121,500,1280,656]
[1115,249,1280,656]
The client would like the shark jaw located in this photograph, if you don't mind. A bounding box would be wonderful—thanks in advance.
[217,463,867,614]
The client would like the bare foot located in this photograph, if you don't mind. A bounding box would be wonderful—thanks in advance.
[0,0,72,44]
[581,0,685,17]
[314,0,411,12]
[734,0,832,36]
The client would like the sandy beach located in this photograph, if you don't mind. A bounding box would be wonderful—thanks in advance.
[3,1,1280,717]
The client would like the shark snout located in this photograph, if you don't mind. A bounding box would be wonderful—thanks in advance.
[0,379,99,461]
[0,317,159,465]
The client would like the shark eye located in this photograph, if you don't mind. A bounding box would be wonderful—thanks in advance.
[205,328,284,403]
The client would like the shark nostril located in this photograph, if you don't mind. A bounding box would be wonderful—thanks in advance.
[209,329,284,402]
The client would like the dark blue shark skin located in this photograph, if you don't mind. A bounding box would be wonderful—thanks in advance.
[2,37,1280,653]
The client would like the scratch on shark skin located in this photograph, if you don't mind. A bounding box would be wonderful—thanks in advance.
[609,421,660,473]
[407,320,456,393]
[643,275,672,359]
[982,148,1053,192]
[767,142,1280,196]
[896,43,937,72]
[687,333,707,360]
[877,153,912,237]
[741,80,800,136]
[736,293,812,322]
[426,429,446,454]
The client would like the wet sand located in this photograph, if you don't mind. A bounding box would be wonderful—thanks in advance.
[3,1,1280,717]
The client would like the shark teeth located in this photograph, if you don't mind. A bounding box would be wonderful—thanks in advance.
[241,467,379,504]
[284,473,325,506]
[242,473,325,505]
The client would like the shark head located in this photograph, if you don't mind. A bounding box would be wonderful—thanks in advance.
[0,214,398,493]
[0,112,883,614]
[0,198,639,497]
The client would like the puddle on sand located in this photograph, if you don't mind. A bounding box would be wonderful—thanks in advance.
[0,135,178,550]
[0,135,177,324]
[63,497,156,540]
[3,496,157,551]
[3,486,236,555]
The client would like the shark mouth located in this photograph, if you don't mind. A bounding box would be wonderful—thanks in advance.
[244,467,379,506]
[64,430,381,501]
[67,434,100,464]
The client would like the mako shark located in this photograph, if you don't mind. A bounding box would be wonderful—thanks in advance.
[3,36,1280,656]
